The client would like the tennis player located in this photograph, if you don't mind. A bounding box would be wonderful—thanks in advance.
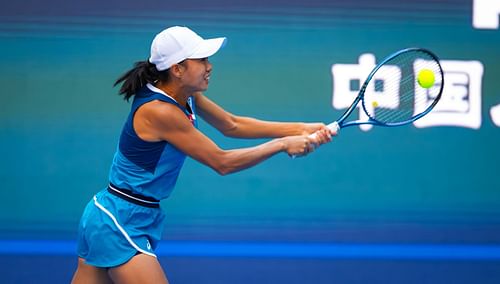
[71,26,334,284]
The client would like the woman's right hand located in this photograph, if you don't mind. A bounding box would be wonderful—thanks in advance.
[280,135,315,158]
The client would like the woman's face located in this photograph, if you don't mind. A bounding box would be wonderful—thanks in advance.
[179,58,212,93]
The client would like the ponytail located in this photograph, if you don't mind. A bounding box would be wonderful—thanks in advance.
[114,61,168,101]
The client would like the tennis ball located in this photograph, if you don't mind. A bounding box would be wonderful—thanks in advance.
[372,101,379,108]
[417,69,435,89]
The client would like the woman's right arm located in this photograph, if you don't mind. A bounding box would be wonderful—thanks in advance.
[133,101,315,175]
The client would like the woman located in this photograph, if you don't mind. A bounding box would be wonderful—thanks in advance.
[71,26,334,284]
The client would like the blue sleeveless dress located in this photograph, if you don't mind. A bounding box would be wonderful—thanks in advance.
[76,83,197,267]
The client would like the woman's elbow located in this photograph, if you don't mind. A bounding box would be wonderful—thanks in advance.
[220,124,238,138]
[212,164,233,176]
[219,115,239,137]
[206,152,234,176]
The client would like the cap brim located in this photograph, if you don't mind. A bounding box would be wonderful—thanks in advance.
[187,37,226,59]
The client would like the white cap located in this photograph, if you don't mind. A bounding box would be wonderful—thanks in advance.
[149,26,227,71]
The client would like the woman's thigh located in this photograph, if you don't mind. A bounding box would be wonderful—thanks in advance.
[71,257,113,284]
[108,253,169,284]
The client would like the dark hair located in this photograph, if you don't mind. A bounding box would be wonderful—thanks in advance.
[114,61,169,101]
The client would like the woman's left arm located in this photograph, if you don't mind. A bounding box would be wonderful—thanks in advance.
[194,92,333,139]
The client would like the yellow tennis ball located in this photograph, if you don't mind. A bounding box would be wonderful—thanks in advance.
[417,69,435,89]
[372,101,379,108]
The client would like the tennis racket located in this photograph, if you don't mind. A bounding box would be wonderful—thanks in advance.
[323,47,443,134]
[293,47,444,158]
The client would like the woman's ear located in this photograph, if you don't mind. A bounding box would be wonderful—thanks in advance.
[170,63,185,79]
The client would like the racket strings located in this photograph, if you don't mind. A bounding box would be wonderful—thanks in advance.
[362,50,442,124]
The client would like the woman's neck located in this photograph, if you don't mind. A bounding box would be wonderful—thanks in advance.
[155,82,189,106]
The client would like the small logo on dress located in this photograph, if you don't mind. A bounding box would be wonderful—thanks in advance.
[146,240,152,250]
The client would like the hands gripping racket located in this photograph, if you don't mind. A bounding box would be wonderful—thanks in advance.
[293,48,444,158]
[322,47,443,134]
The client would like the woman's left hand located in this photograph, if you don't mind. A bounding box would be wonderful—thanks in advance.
[302,123,336,145]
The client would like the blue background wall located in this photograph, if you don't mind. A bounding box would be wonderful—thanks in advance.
[1,0,499,283]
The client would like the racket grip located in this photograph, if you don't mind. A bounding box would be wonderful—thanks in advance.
[327,121,340,134]
[307,121,339,139]
[291,121,339,159]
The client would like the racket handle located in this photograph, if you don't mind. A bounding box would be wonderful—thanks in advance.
[327,121,340,133]
[307,121,339,139]
[291,121,339,159]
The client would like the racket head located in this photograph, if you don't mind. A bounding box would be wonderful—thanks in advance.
[357,48,444,127]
